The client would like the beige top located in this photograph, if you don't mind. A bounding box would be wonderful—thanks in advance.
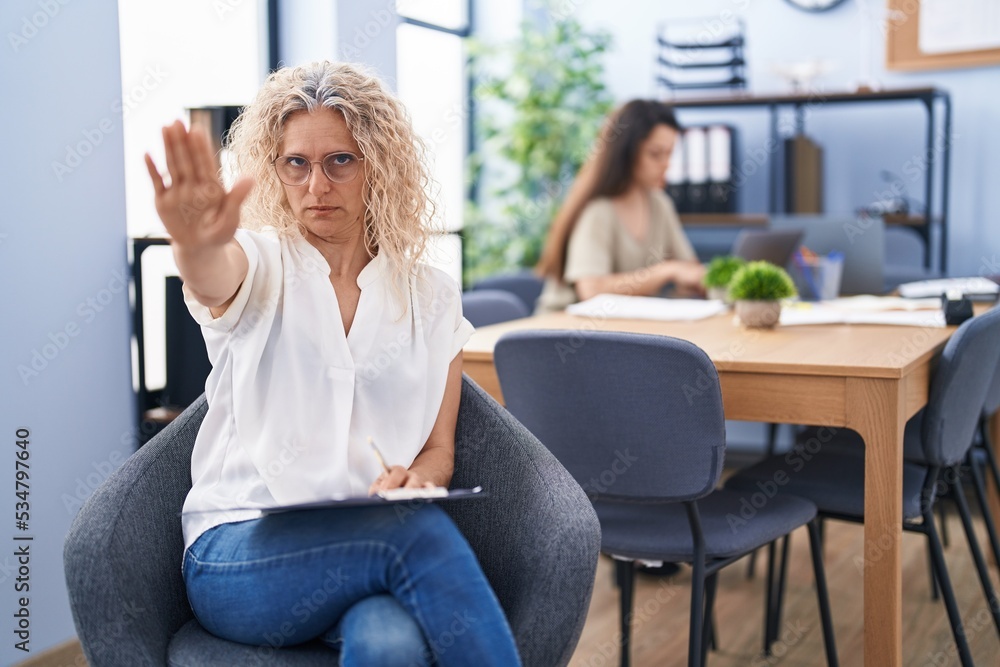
[536,189,696,313]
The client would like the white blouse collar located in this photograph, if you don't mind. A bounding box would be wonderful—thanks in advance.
[293,234,385,290]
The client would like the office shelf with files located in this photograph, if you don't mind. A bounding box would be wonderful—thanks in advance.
[668,87,952,272]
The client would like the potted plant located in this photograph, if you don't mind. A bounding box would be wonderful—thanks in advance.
[728,261,797,329]
[703,255,746,302]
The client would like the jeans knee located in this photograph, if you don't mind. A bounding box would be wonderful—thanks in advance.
[341,631,429,667]
[335,596,430,667]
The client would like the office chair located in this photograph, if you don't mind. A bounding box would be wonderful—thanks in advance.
[726,306,1000,667]
[471,269,544,314]
[63,377,601,667]
[495,330,838,667]
[462,289,530,328]
[969,360,1000,564]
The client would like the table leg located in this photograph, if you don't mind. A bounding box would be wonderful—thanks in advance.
[847,377,905,667]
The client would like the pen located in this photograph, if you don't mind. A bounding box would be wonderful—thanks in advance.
[368,436,391,474]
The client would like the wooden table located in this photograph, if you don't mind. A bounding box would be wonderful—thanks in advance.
[463,309,998,667]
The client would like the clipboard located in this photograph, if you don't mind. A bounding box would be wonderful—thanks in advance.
[181,486,486,516]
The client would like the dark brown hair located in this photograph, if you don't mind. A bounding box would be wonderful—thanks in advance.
[536,100,681,279]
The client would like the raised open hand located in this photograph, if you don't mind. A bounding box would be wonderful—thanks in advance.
[144,120,254,250]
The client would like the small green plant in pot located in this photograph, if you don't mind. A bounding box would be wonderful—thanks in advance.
[728,261,797,329]
[703,255,746,303]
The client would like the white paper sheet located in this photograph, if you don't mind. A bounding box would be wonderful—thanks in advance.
[898,277,999,299]
[780,303,946,327]
[567,294,727,321]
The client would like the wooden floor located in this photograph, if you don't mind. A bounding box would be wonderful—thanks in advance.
[568,510,1000,667]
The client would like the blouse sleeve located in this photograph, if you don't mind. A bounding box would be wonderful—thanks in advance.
[450,288,475,360]
[418,266,475,360]
[182,228,260,332]
[563,201,615,284]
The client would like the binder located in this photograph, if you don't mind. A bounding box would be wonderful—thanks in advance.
[707,125,735,213]
[666,133,687,210]
[665,124,737,214]
[684,127,708,213]
[784,134,823,214]
[181,486,486,516]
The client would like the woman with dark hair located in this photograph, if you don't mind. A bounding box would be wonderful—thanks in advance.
[535,99,705,313]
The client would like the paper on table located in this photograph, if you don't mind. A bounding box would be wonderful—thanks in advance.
[821,296,942,312]
[780,302,946,328]
[567,294,727,321]
[898,277,999,299]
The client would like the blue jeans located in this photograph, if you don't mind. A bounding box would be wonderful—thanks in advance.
[183,504,521,667]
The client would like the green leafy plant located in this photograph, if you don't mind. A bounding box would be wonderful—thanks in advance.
[703,255,747,289]
[463,3,614,286]
[728,261,798,301]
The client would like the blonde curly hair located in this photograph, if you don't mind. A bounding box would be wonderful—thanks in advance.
[226,61,434,299]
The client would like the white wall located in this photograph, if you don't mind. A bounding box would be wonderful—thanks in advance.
[1,0,134,660]
[278,0,337,68]
[120,0,264,238]
[277,0,398,80]
[336,0,398,83]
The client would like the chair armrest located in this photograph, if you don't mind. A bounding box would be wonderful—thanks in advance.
[446,377,601,667]
[63,397,207,667]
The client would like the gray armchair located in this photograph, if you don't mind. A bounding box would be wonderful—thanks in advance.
[64,377,601,666]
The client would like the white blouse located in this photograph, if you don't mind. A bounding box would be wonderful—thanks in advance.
[180,227,475,551]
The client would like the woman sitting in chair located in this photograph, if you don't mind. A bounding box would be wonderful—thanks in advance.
[144,61,520,666]
[535,99,706,314]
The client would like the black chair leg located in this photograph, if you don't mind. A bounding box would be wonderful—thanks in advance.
[763,540,778,656]
[967,450,1000,579]
[807,520,839,667]
[950,466,1000,638]
[939,497,951,547]
[924,505,976,667]
[927,539,941,600]
[701,573,718,667]
[615,559,635,667]
[689,558,706,667]
[746,548,758,579]
[770,534,792,648]
[766,422,779,456]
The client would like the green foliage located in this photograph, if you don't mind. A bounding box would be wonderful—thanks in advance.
[703,255,747,288]
[463,3,614,286]
[728,261,798,301]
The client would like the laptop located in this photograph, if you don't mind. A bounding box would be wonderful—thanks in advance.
[731,229,804,268]
[769,215,885,296]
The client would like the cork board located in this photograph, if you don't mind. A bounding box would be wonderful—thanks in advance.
[886,0,1000,72]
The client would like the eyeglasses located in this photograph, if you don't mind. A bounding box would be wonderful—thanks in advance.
[272,152,364,186]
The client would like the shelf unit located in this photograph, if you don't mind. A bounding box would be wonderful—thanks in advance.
[669,87,952,271]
